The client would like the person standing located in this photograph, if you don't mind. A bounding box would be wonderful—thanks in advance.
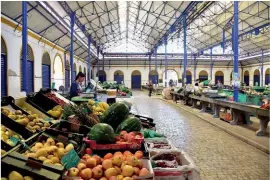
[148,80,153,97]
[70,72,86,98]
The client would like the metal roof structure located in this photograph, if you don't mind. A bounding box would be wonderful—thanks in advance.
[1,1,269,65]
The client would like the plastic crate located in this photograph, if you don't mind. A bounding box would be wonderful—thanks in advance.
[2,153,61,180]
[84,133,144,150]
[145,138,176,156]
[151,150,200,180]
[1,96,34,139]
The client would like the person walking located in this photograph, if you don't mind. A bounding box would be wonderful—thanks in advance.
[148,80,153,97]
[70,72,86,99]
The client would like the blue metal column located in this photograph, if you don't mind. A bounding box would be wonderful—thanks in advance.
[183,13,187,87]
[155,48,158,86]
[88,36,91,81]
[261,49,264,86]
[97,46,100,78]
[233,2,239,102]
[22,1,28,92]
[102,53,104,71]
[210,47,213,80]
[164,37,168,87]
[70,12,75,82]
[149,54,151,76]
[194,55,196,83]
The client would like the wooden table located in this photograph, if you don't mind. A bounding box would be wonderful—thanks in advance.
[188,95,269,136]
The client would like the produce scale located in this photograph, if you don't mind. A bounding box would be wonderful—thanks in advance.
[1,88,199,180]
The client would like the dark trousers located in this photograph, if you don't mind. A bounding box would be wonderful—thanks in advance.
[149,89,153,97]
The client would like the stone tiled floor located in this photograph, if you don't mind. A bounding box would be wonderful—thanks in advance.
[131,91,269,180]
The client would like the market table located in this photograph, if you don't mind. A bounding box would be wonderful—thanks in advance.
[188,95,269,136]
[170,92,184,103]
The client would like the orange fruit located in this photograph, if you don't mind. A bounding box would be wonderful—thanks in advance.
[123,151,132,157]
[104,153,113,159]
[114,151,123,157]
[134,151,143,159]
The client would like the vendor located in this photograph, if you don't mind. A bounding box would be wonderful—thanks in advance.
[216,80,223,90]
[70,72,86,98]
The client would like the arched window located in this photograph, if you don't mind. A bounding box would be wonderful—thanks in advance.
[1,37,7,96]
[163,70,178,87]
[215,71,224,84]
[186,70,192,84]
[42,52,51,88]
[149,70,158,84]
[199,70,208,81]
[65,60,70,88]
[83,67,87,86]
[73,63,77,81]
[20,44,34,92]
[54,55,64,90]
[265,68,269,85]
[97,70,106,83]
[131,70,141,89]
[244,71,249,86]
[79,65,82,73]
[114,70,124,84]
[254,69,260,86]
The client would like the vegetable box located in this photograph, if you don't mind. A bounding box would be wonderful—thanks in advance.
[145,138,175,155]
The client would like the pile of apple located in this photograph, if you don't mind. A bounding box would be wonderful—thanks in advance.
[67,150,151,180]
[115,131,143,144]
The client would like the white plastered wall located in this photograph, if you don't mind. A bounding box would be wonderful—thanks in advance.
[1,22,88,98]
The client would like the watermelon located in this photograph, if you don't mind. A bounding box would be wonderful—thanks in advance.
[89,123,115,143]
[116,117,142,133]
[100,102,130,130]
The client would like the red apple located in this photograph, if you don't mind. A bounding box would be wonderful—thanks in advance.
[68,167,79,177]
[85,148,92,155]
[92,166,103,179]
[79,168,92,180]
[77,163,86,171]
[86,158,97,168]
[92,155,102,164]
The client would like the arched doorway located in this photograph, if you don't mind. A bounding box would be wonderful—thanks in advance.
[163,70,178,87]
[54,55,64,90]
[265,68,270,85]
[254,69,260,86]
[131,70,141,89]
[149,70,158,84]
[20,44,34,93]
[97,70,106,83]
[199,70,208,81]
[1,37,7,96]
[244,70,249,86]
[215,71,224,84]
[41,52,51,88]
[65,60,70,88]
[114,70,124,84]
[186,70,192,84]
[73,63,77,81]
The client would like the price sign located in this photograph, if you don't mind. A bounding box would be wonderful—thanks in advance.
[10,136,20,146]
[61,150,80,169]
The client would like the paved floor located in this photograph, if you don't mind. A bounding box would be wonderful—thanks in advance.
[131,91,269,180]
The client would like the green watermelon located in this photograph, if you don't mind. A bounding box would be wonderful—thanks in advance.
[100,102,130,130]
[89,123,115,143]
[116,117,142,133]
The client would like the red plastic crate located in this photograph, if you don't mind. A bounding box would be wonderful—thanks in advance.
[84,135,144,150]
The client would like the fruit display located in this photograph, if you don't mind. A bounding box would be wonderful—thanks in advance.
[116,117,142,134]
[101,102,130,130]
[44,93,67,107]
[1,107,51,133]
[89,100,110,116]
[65,150,151,179]
[47,105,63,119]
[116,131,143,144]
[1,125,23,147]
[22,136,74,166]
[1,171,33,180]
[89,123,116,144]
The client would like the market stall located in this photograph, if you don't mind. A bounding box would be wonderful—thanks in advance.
[1,89,199,180]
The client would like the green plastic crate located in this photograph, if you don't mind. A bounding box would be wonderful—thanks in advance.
[246,95,261,106]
